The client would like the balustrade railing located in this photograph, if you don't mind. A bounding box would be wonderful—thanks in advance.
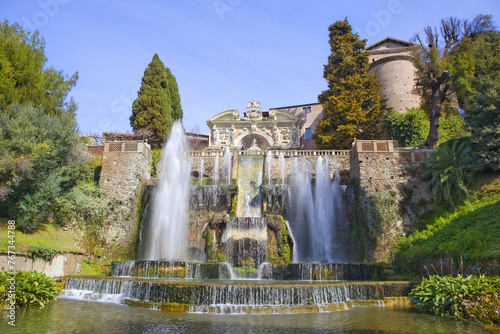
[185,150,349,157]
[103,141,152,162]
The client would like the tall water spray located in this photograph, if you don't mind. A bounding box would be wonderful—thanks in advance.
[278,152,285,184]
[222,146,232,185]
[199,159,205,184]
[266,151,272,185]
[141,122,191,261]
[213,154,220,183]
[289,157,345,262]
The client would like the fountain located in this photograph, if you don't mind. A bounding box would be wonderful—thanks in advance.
[61,121,415,314]
[140,122,191,261]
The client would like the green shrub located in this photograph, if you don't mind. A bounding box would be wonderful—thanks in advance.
[409,275,500,320]
[26,245,60,262]
[0,271,60,307]
[52,183,107,227]
[463,291,500,324]
[151,148,162,176]
[383,108,429,147]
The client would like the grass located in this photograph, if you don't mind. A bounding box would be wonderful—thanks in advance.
[0,219,84,254]
[393,171,500,274]
[77,262,105,276]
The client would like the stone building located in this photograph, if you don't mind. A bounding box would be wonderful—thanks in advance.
[366,37,421,113]
[206,100,301,151]
[270,103,323,150]
[273,37,421,150]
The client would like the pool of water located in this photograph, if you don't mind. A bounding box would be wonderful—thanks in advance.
[1,299,495,334]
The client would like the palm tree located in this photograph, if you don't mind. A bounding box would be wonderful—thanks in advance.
[421,138,475,204]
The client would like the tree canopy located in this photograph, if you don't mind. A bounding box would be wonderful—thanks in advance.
[0,20,78,116]
[130,54,183,146]
[0,104,87,232]
[411,14,494,148]
[315,19,386,149]
[459,31,500,171]
[0,20,86,233]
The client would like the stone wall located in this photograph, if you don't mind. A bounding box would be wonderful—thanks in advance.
[100,141,152,257]
[349,140,433,262]
[0,252,88,278]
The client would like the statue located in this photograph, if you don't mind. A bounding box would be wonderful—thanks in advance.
[247,100,262,111]
[229,125,235,144]
[273,125,279,145]
[211,126,217,144]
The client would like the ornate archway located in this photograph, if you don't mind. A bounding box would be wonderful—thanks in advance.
[237,133,271,150]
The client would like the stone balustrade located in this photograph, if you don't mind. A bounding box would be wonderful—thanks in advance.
[103,141,152,162]
[186,149,349,157]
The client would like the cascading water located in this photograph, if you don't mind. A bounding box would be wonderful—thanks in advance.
[236,155,264,217]
[289,157,346,263]
[140,122,191,261]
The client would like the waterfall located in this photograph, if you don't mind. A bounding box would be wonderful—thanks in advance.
[222,146,232,185]
[61,276,414,314]
[289,157,345,263]
[222,217,268,268]
[140,122,191,261]
[266,151,272,185]
[235,155,264,217]
[278,152,285,184]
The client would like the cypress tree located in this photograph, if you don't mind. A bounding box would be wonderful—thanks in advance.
[315,19,386,149]
[130,54,182,146]
[166,67,183,121]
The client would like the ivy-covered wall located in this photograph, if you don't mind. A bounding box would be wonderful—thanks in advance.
[349,141,434,262]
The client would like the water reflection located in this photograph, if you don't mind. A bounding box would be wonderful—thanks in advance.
[0,299,493,334]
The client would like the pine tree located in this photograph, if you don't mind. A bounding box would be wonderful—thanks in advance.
[315,19,386,149]
[130,54,182,146]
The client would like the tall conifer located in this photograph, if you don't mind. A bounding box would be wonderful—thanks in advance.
[315,19,386,149]
[130,54,182,146]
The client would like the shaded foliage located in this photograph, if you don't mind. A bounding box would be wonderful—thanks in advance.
[0,104,88,233]
[421,138,475,204]
[457,31,500,171]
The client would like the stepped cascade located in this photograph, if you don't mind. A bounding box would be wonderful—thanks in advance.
[62,109,410,314]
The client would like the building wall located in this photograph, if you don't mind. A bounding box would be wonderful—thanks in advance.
[273,103,323,150]
[349,141,433,262]
[368,57,421,113]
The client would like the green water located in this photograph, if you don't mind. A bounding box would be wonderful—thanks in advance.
[1,299,496,334]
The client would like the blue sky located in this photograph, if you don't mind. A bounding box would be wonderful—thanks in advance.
[2,0,499,135]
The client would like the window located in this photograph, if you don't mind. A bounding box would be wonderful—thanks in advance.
[305,127,312,140]
[302,106,311,114]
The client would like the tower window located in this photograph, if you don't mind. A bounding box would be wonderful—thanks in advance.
[302,106,312,114]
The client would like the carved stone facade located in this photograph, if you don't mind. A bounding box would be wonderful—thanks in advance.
[206,102,302,151]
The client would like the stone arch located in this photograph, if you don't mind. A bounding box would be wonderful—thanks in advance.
[235,133,272,150]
